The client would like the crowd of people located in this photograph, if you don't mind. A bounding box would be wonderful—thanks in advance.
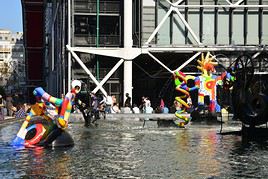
[0,93,30,121]
[0,90,193,123]
[76,91,187,121]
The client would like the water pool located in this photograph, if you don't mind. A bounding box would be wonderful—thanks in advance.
[1,119,268,178]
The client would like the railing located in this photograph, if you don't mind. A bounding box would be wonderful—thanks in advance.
[74,0,120,14]
[74,34,121,47]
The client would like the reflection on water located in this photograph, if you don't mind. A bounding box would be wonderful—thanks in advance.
[1,119,268,178]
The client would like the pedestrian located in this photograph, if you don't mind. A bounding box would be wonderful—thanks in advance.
[0,95,5,120]
[90,92,100,122]
[132,104,140,120]
[15,103,26,119]
[105,95,113,113]
[159,98,169,113]
[112,95,117,105]
[13,93,20,108]
[75,92,92,126]
[124,93,131,108]
[132,104,140,114]
[139,96,146,113]
[144,97,153,114]
[6,95,14,116]
[111,103,121,113]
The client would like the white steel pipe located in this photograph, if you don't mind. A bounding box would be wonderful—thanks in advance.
[92,59,124,95]
[145,8,173,45]
[234,0,245,5]
[147,51,173,74]
[67,0,71,93]
[173,7,201,45]
[173,52,201,72]
[123,0,133,104]
[66,45,107,96]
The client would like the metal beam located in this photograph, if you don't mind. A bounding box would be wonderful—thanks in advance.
[67,0,71,93]
[173,5,268,8]
[145,0,185,45]
[173,52,201,72]
[147,51,173,74]
[66,45,107,96]
[145,8,173,45]
[142,46,266,52]
[173,7,201,45]
[69,47,141,60]
[92,59,124,95]
[234,0,245,5]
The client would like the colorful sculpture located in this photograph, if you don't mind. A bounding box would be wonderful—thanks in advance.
[173,71,196,127]
[173,52,235,127]
[195,52,235,112]
[12,80,81,147]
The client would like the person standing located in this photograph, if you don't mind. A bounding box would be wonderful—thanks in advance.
[6,95,14,116]
[111,103,121,113]
[90,92,100,122]
[105,95,113,113]
[124,93,131,108]
[0,95,5,120]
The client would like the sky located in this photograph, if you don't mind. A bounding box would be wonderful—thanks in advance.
[0,0,23,32]
[0,0,154,33]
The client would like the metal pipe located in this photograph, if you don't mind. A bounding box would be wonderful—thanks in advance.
[244,0,248,45]
[66,45,107,96]
[234,0,245,5]
[143,46,265,52]
[259,0,263,44]
[170,7,173,44]
[214,0,218,44]
[155,0,158,45]
[62,2,66,95]
[123,0,133,104]
[173,8,201,45]
[145,8,173,45]
[185,0,188,44]
[173,5,268,8]
[147,52,173,73]
[199,0,203,43]
[96,0,100,81]
[67,0,71,92]
[173,52,201,72]
[145,0,186,45]
[229,0,233,45]
[92,59,124,95]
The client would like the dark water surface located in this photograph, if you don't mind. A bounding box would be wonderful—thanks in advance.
[1,119,268,178]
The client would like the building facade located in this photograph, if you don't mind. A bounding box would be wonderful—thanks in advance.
[22,0,268,107]
[0,29,25,94]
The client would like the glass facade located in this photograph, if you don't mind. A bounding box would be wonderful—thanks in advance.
[73,0,122,47]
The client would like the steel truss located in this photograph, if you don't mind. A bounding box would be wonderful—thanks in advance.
[66,0,268,96]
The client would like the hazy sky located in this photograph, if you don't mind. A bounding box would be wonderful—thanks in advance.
[0,0,23,32]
